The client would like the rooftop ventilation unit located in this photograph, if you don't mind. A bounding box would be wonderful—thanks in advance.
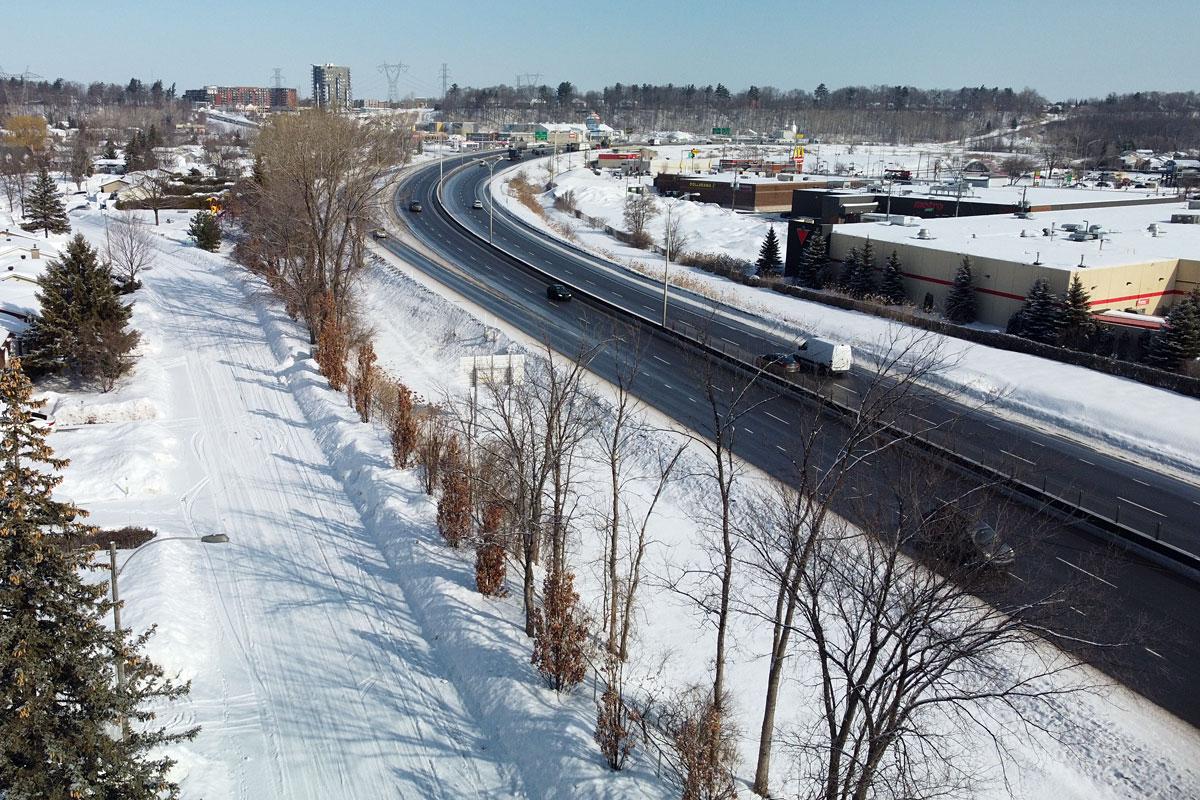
[916,228,933,239]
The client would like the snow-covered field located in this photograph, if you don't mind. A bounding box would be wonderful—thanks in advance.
[492,161,1200,477]
[5,174,1197,798]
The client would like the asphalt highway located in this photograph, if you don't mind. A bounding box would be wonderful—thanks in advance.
[378,151,1200,726]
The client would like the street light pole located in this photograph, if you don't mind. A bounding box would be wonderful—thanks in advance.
[486,158,501,242]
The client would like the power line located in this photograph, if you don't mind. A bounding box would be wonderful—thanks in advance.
[378,62,409,104]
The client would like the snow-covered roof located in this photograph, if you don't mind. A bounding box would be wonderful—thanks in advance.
[833,200,1200,271]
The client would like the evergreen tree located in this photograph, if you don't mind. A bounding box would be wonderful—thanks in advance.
[838,247,860,291]
[27,234,139,386]
[0,358,196,798]
[1060,274,1096,349]
[188,211,221,252]
[22,169,70,238]
[103,139,118,160]
[1145,290,1200,371]
[1016,277,1064,344]
[796,230,827,289]
[880,250,907,305]
[756,226,782,276]
[847,238,876,299]
[944,255,978,323]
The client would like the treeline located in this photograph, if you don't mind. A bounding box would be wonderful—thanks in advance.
[1042,91,1200,159]
[442,81,1047,142]
[0,76,179,111]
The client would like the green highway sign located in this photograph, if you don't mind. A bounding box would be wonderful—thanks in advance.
[534,131,548,141]
[712,127,731,135]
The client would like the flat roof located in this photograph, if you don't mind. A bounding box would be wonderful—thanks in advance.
[833,200,1200,271]
[810,181,1171,208]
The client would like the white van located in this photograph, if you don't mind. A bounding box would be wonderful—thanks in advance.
[794,338,853,375]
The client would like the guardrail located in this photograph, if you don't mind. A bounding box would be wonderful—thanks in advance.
[411,159,1200,576]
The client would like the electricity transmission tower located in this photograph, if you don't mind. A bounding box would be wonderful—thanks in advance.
[439,63,450,100]
[271,68,284,89]
[378,62,408,104]
[0,65,44,106]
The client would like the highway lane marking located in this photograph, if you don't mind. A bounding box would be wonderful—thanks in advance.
[663,382,673,390]
[1144,647,1166,660]
[585,278,597,286]
[999,449,1036,466]
[839,385,859,395]
[1006,571,1025,583]
[1055,556,1117,589]
[721,336,738,345]
[744,428,755,436]
[1029,440,1045,447]
[653,355,671,365]
[1116,496,1166,518]
[775,444,788,453]
[1069,606,1086,617]
[1131,477,1151,487]
[522,287,535,296]
[985,423,1002,431]
[908,413,936,426]
[765,411,789,425]
[1078,457,1095,466]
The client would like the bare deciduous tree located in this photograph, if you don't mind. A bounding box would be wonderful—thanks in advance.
[105,210,154,292]
[234,112,411,338]
[741,330,964,796]
[466,342,600,635]
[622,190,659,249]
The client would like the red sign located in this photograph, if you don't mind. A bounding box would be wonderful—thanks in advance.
[598,152,639,161]
[1135,298,1150,307]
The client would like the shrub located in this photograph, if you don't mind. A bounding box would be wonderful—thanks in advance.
[595,656,640,770]
[474,502,508,597]
[436,436,471,547]
[60,526,157,552]
[530,568,589,692]
[391,383,419,468]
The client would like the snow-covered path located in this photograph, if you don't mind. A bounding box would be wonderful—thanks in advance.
[64,214,522,798]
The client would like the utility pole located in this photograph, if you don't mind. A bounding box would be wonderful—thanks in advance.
[378,61,409,105]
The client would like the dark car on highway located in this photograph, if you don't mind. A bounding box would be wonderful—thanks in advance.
[755,353,799,374]
[408,200,423,212]
[916,504,1015,570]
[546,283,573,301]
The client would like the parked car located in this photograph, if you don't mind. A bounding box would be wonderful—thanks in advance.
[755,353,799,374]
[472,200,484,209]
[408,201,423,212]
[371,228,389,239]
[916,504,1015,570]
[546,283,573,301]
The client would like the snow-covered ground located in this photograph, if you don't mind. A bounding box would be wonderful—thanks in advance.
[5,172,1197,797]
[492,161,1200,477]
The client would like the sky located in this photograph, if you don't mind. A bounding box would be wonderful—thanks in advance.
[4,0,1197,102]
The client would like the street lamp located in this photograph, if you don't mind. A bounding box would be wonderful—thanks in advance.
[483,157,505,242]
[108,534,229,732]
[662,192,699,326]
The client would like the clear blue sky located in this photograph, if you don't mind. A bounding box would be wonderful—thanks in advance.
[5,0,1195,101]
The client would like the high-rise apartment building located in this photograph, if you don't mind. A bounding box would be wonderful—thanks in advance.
[312,64,352,111]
